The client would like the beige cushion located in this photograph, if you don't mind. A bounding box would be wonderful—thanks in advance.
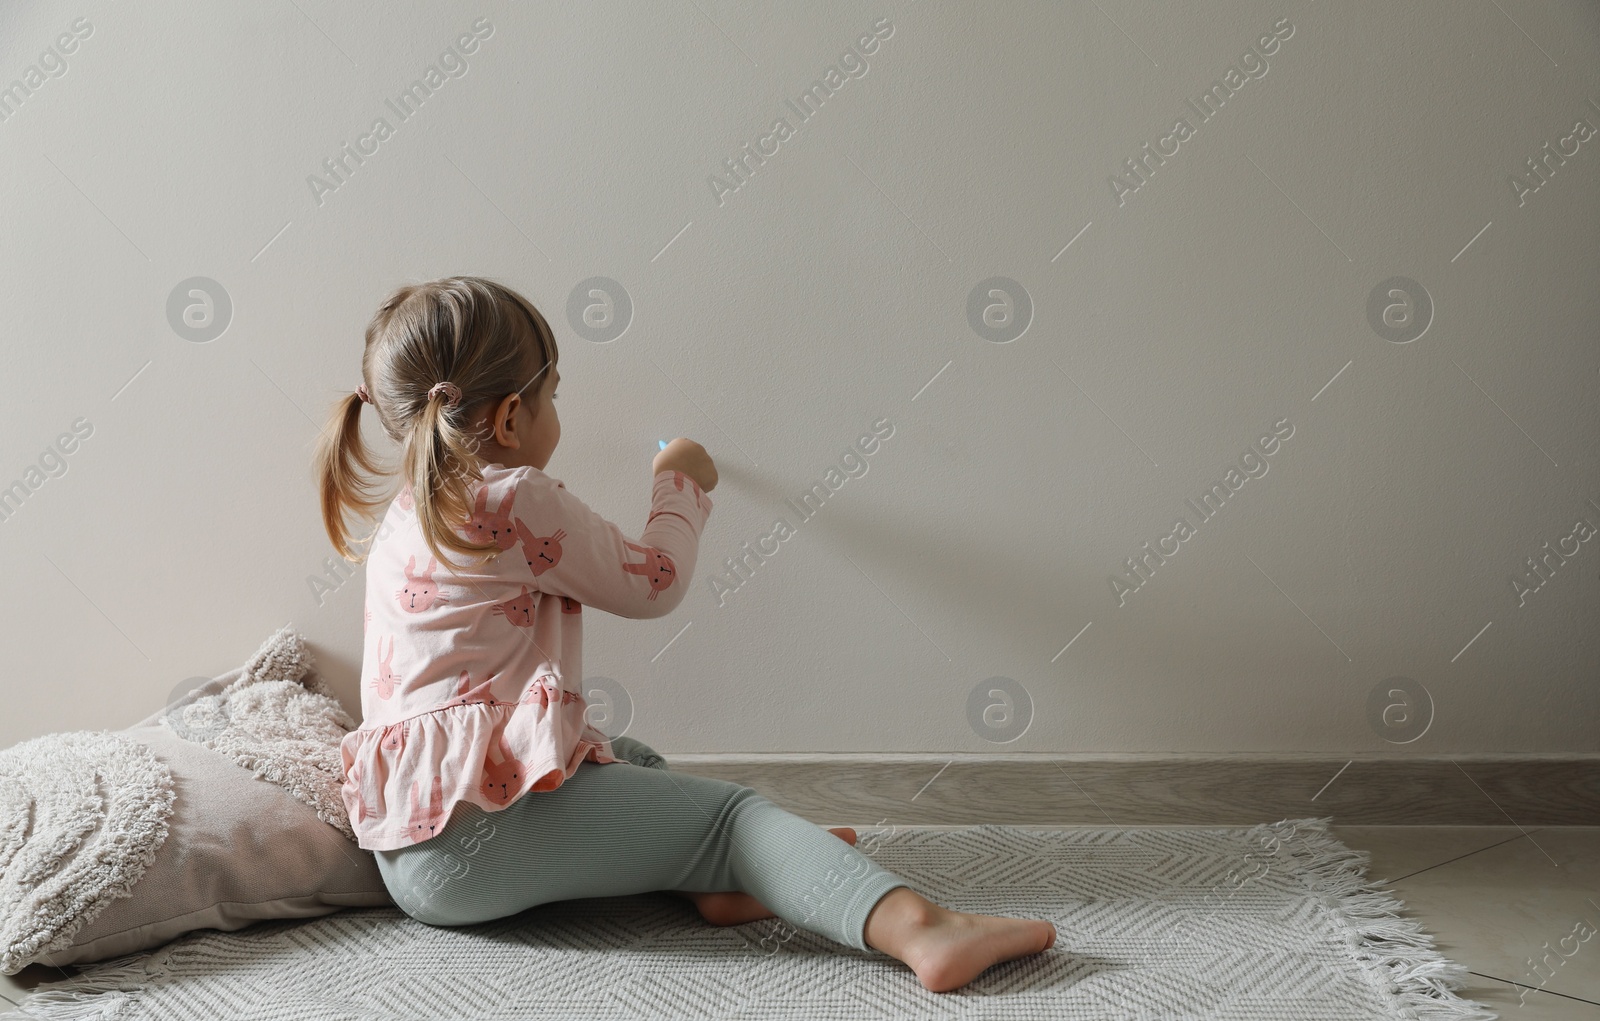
[21,642,392,971]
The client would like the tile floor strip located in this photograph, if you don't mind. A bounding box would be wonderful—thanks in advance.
[1468,971,1600,1007]
[1390,829,1544,882]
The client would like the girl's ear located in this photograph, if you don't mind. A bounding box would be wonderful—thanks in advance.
[492,393,522,449]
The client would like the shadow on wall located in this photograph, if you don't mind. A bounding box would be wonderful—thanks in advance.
[724,460,1368,705]
[721,460,1080,653]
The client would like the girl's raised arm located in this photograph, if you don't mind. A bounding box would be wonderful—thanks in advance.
[508,468,713,619]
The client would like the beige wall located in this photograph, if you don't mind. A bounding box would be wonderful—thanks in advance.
[1,1,1595,754]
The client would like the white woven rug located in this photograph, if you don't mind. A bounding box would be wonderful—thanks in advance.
[6,818,1495,1020]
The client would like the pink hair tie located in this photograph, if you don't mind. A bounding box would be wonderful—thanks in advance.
[428,381,462,408]
[355,383,373,404]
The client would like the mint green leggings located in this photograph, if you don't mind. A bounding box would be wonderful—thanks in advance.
[373,737,910,952]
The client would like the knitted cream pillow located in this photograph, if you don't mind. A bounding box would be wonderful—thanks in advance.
[1,625,391,974]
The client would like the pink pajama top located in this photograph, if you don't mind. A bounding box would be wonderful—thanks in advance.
[337,463,713,851]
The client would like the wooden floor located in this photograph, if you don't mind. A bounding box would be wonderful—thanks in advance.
[2,825,1595,1017]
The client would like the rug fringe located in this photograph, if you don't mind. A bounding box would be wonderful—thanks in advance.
[0,947,173,1020]
[1269,817,1500,1021]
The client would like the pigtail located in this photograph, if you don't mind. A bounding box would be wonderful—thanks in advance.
[314,389,389,562]
[406,388,501,572]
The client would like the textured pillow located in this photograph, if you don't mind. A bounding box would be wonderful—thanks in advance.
[2,625,391,974]
[0,731,174,975]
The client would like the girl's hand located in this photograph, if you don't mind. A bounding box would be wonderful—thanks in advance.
[653,438,717,493]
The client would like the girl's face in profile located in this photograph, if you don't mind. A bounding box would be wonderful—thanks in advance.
[525,365,561,470]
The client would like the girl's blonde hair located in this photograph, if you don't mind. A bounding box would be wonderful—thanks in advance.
[315,275,558,570]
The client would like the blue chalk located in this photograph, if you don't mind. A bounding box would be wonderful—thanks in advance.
[658,439,669,450]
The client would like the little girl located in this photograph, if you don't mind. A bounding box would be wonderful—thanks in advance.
[314,275,1055,993]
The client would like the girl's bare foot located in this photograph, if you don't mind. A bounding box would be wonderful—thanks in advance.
[682,827,858,926]
[863,886,1056,993]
